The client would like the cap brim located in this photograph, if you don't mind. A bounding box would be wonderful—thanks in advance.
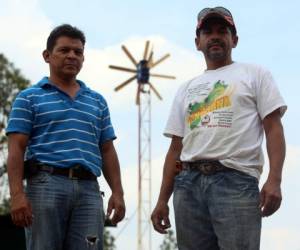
[198,12,235,30]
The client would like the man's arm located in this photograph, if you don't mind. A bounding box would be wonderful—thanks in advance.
[7,133,32,227]
[151,135,183,234]
[101,140,125,225]
[260,109,286,217]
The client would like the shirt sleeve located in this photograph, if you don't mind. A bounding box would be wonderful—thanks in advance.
[163,84,186,138]
[255,68,287,120]
[6,91,34,135]
[99,98,116,145]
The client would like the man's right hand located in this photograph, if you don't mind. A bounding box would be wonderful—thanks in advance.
[151,200,171,234]
[11,193,33,227]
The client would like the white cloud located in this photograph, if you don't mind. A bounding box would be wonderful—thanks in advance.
[0,0,52,82]
[80,35,205,111]
[261,228,300,250]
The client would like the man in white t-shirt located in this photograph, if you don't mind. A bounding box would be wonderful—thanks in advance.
[151,6,286,250]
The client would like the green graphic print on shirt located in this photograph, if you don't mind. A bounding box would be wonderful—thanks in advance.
[187,80,232,130]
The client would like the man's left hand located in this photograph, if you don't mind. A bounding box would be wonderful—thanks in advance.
[260,179,282,217]
[106,193,126,225]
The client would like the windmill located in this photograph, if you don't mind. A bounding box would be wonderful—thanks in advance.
[109,41,175,250]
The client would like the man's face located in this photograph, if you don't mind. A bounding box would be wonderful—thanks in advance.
[43,36,84,79]
[195,18,238,62]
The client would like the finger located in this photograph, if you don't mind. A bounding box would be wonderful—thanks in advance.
[154,223,168,234]
[112,206,125,224]
[152,216,168,234]
[11,213,17,225]
[24,213,33,227]
[261,196,273,217]
[24,206,33,227]
[272,199,282,214]
[14,211,26,227]
[263,198,282,217]
[162,216,171,228]
[111,210,121,225]
[106,200,113,217]
[259,190,265,209]
[116,204,126,221]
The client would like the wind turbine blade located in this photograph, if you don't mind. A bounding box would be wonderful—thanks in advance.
[150,73,176,79]
[150,54,170,68]
[149,82,162,100]
[136,85,141,105]
[143,40,150,60]
[114,75,137,92]
[109,65,137,73]
[122,45,138,66]
[147,49,154,67]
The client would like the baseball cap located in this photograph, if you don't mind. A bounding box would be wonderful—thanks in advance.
[196,7,237,35]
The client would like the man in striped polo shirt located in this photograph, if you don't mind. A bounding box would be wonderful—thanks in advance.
[6,24,125,250]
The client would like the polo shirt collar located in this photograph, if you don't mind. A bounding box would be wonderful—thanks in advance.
[37,77,89,92]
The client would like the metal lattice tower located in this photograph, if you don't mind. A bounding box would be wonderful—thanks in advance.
[138,87,152,250]
[109,41,175,250]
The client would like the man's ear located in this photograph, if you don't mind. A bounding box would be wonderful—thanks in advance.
[232,35,239,48]
[195,37,201,51]
[42,50,50,63]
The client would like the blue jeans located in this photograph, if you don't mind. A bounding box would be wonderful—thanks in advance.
[25,172,104,250]
[173,169,261,250]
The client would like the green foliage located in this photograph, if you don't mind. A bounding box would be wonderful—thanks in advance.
[0,198,10,215]
[103,228,116,250]
[0,53,30,144]
[0,53,30,212]
[0,53,30,161]
[160,230,178,250]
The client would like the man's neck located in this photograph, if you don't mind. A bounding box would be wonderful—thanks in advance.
[49,75,80,98]
[205,58,234,70]
[49,75,77,88]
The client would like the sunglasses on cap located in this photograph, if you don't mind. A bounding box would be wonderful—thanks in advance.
[197,7,233,21]
[196,6,236,36]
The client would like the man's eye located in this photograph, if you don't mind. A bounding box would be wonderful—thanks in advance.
[75,50,83,56]
[219,28,229,34]
[202,29,211,34]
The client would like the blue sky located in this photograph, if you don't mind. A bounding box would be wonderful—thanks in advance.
[1,0,299,249]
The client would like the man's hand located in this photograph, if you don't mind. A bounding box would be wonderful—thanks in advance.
[260,179,282,217]
[11,192,33,227]
[106,193,126,225]
[151,200,171,234]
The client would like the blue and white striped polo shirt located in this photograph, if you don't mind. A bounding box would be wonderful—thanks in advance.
[6,77,116,176]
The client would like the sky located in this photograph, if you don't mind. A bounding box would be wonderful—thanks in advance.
[0,0,300,249]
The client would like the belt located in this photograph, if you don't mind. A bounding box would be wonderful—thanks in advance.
[181,160,232,175]
[25,161,96,180]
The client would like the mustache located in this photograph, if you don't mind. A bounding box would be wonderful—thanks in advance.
[207,39,225,48]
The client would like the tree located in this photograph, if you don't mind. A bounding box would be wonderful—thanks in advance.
[160,229,178,250]
[0,53,30,133]
[103,228,116,250]
[0,53,30,208]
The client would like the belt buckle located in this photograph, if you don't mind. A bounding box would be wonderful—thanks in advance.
[68,168,79,180]
[199,163,216,175]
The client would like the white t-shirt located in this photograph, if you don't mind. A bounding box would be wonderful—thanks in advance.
[164,62,287,179]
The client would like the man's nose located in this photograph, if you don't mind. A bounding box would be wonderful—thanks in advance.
[210,31,222,39]
[66,50,76,58]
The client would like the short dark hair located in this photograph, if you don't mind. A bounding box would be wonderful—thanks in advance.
[46,24,86,51]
